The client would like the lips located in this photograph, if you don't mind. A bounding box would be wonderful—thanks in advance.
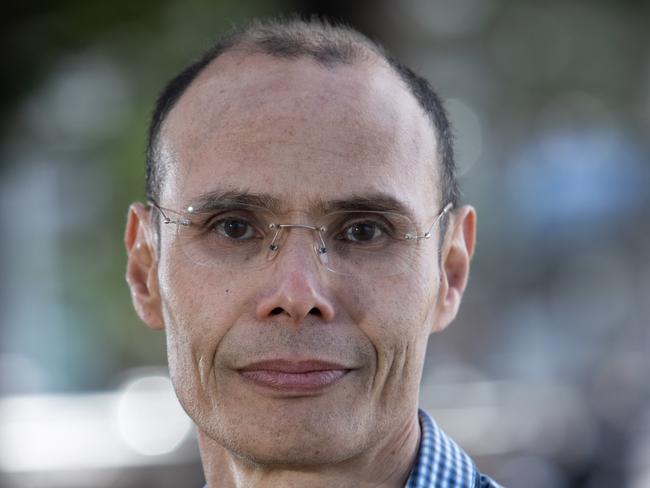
[238,359,351,392]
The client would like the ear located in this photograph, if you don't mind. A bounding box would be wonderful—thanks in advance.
[124,202,164,330]
[431,205,476,333]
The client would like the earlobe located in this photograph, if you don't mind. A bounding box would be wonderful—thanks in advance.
[125,203,165,330]
[431,205,476,333]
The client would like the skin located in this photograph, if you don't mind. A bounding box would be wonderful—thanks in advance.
[125,51,476,488]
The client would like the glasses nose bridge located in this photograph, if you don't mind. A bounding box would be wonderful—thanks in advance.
[269,222,327,262]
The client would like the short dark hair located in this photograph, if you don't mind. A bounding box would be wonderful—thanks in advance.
[145,17,459,214]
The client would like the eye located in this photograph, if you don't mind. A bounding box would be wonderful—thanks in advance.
[212,218,258,240]
[341,221,385,242]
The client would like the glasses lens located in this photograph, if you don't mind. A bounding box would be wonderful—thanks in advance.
[175,205,277,268]
[318,211,417,277]
[172,207,418,277]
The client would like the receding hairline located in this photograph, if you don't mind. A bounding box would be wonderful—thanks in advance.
[148,20,382,200]
[155,49,433,190]
[156,22,393,142]
[145,17,459,235]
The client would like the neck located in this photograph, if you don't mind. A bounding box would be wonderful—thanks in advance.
[198,411,421,488]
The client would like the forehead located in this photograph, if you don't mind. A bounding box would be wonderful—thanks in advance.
[160,52,439,215]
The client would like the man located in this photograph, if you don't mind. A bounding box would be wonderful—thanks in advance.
[124,17,501,488]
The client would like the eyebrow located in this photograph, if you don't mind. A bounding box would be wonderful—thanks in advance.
[318,193,416,218]
[186,189,416,219]
[188,189,285,213]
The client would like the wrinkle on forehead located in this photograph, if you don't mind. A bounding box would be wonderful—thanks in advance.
[167,53,433,154]
[160,53,440,211]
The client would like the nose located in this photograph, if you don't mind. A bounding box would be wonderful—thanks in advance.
[255,230,335,324]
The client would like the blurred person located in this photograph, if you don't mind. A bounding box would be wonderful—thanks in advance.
[124,17,500,488]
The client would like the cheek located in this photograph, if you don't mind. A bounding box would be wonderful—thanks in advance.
[343,270,437,364]
[158,260,251,395]
[159,255,248,332]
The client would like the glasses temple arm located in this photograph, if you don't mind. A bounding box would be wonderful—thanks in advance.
[147,199,174,224]
[421,202,453,239]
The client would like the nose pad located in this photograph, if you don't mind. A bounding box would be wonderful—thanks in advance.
[265,225,328,268]
[314,229,329,265]
[317,245,329,265]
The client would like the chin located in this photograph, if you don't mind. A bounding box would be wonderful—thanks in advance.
[233,441,351,467]
[204,407,373,467]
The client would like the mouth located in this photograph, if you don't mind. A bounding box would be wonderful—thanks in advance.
[237,359,352,393]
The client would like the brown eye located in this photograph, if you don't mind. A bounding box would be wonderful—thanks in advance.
[343,222,383,242]
[214,218,256,240]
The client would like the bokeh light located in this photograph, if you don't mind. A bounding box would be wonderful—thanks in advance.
[114,374,192,457]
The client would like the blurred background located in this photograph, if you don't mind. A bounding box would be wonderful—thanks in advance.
[1,0,649,487]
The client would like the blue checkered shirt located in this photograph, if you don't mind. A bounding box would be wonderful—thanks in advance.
[405,409,502,487]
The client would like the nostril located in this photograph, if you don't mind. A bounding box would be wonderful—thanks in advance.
[308,307,321,317]
[271,307,284,316]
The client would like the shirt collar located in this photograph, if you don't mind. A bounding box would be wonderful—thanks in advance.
[404,408,479,488]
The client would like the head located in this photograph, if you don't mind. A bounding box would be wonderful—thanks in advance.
[125,17,475,469]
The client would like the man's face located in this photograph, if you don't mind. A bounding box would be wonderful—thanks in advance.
[151,53,448,464]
